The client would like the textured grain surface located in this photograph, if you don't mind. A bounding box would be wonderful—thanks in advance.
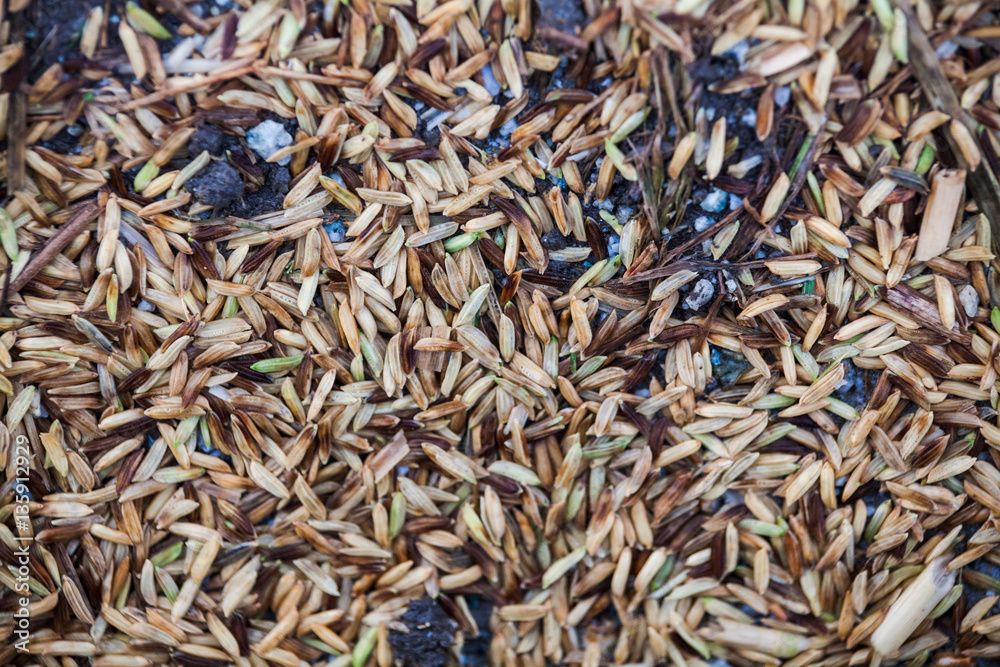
[3,0,1000,665]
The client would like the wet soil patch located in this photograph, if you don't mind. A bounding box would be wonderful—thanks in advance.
[389,596,457,667]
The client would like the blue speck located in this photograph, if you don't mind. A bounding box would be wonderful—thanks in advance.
[775,86,791,106]
[325,221,346,243]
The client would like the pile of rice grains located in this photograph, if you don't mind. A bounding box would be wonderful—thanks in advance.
[7,0,1000,664]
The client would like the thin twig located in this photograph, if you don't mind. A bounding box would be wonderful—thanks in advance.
[4,202,101,303]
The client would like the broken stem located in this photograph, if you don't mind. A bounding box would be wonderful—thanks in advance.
[5,202,101,302]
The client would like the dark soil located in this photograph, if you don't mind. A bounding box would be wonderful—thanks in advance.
[833,360,880,410]
[234,163,291,217]
[414,117,442,148]
[187,161,244,210]
[389,596,457,667]
[186,152,291,218]
[22,0,101,68]
[541,229,568,251]
[712,348,751,388]
[189,123,226,157]
[688,54,769,160]
[535,0,586,35]
[649,54,774,258]
[41,126,84,154]
[460,596,493,666]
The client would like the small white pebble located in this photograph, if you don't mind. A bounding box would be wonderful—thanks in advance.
[685,279,716,311]
[138,300,155,311]
[597,198,614,211]
[701,189,728,213]
[607,234,620,257]
[741,109,757,127]
[500,118,518,136]
[729,194,742,211]
[958,284,979,317]
[705,108,716,121]
[634,387,651,398]
[726,41,750,68]
[617,206,634,226]
[247,120,293,166]
[726,278,738,292]
[694,216,713,233]
[775,86,791,106]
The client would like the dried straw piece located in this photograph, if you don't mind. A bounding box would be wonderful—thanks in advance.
[914,169,966,262]
[870,555,956,655]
